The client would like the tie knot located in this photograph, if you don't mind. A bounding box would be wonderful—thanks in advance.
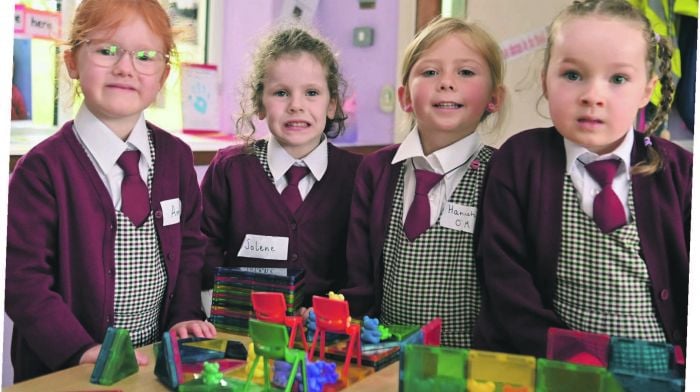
[285,165,310,186]
[117,150,142,176]
[414,169,444,195]
[585,158,620,187]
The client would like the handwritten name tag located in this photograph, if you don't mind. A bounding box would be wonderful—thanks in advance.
[237,234,289,260]
[159,198,181,226]
[439,203,476,233]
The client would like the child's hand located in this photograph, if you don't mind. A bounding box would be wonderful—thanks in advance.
[297,306,313,321]
[170,319,217,339]
[79,344,149,365]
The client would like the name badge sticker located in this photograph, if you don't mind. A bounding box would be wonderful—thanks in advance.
[439,203,476,233]
[237,234,289,260]
[159,198,181,226]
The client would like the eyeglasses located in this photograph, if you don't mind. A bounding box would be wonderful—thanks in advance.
[78,40,169,75]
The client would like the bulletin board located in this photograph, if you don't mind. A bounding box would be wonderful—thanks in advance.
[466,0,571,147]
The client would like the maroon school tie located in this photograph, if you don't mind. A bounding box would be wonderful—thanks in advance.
[117,150,150,227]
[281,165,310,213]
[404,169,444,241]
[585,159,626,233]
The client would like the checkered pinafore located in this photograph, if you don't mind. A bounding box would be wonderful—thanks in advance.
[553,175,665,342]
[113,135,167,347]
[380,147,492,348]
[254,141,274,181]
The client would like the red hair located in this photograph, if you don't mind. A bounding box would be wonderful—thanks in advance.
[68,0,175,59]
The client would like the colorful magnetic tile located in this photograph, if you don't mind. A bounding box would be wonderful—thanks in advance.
[546,327,610,367]
[611,369,684,392]
[468,350,535,391]
[385,324,420,341]
[181,338,228,352]
[154,330,183,389]
[90,327,139,386]
[400,344,468,391]
[608,337,674,375]
[535,358,622,392]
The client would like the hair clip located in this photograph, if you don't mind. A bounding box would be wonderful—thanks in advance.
[644,136,653,147]
[654,33,661,43]
[470,159,480,170]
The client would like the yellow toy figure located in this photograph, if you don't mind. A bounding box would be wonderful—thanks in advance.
[327,291,345,301]
[245,342,265,380]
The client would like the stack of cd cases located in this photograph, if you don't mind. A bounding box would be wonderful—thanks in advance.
[209,267,305,334]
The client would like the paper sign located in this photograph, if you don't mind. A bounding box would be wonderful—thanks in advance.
[159,198,182,226]
[181,63,219,132]
[22,8,61,40]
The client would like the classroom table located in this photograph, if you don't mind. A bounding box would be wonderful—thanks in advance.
[2,332,400,391]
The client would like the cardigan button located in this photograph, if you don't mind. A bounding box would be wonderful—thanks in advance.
[660,289,670,301]
[290,223,297,231]
[290,253,298,262]
[155,210,163,219]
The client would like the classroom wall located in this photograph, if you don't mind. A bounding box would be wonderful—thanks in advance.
[467,0,571,147]
[218,0,398,146]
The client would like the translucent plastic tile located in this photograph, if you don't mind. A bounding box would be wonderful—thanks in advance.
[400,344,467,392]
[468,349,536,391]
[608,337,673,375]
[612,369,684,392]
[536,358,622,392]
[90,327,138,385]
[546,327,610,367]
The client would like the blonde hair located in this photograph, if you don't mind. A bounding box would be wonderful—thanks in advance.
[237,25,347,145]
[399,17,507,133]
[544,0,674,175]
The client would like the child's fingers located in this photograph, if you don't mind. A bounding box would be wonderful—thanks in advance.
[78,344,102,365]
[135,351,149,366]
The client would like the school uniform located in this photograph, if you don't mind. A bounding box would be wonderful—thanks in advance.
[6,107,206,382]
[473,126,691,358]
[343,129,494,347]
[200,137,361,304]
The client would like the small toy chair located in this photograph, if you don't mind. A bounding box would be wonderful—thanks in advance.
[245,319,308,392]
[308,295,362,379]
[251,291,309,351]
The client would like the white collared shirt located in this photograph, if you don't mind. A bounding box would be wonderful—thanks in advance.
[267,134,328,200]
[73,104,152,209]
[564,128,634,221]
[392,128,482,225]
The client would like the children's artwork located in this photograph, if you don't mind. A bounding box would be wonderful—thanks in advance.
[181,63,219,133]
[12,38,32,121]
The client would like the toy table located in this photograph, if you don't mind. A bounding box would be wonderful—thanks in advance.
[2,332,399,391]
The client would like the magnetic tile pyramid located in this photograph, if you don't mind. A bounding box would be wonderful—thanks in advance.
[90,327,139,385]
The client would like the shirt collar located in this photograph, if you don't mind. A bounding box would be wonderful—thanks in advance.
[564,127,634,175]
[392,127,482,173]
[74,104,152,173]
[267,134,328,182]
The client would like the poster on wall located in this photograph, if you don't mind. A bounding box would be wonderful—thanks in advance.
[181,63,219,133]
[12,38,32,121]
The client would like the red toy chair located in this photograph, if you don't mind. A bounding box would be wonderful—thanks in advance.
[308,295,362,379]
[251,292,308,351]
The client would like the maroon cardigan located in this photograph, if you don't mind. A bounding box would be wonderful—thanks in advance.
[6,121,206,382]
[342,144,494,318]
[200,141,361,303]
[473,127,692,358]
